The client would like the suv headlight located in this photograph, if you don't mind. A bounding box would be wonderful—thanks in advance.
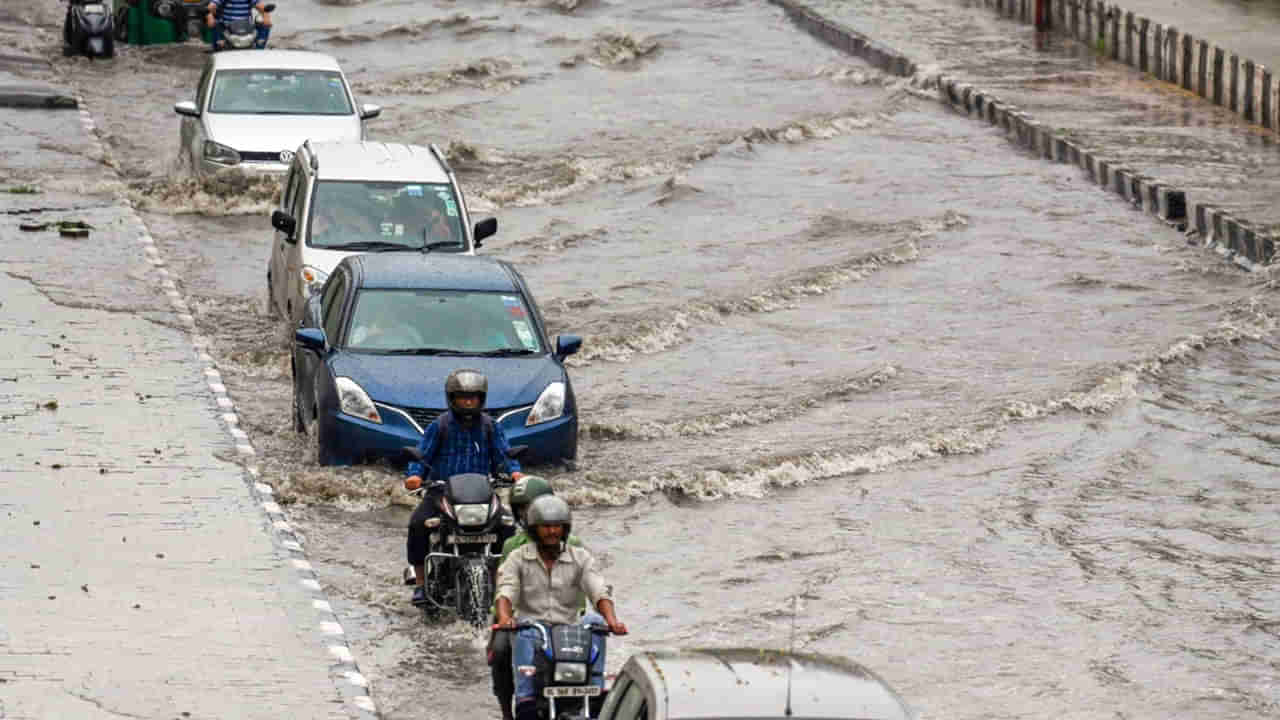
[335,377,381,424]
[554,663,587,684]
[454,503,490,527]
[526,382,566,426]
[202,140,240,165]
[301,266,328,296]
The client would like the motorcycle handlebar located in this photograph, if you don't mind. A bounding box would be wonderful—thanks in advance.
[492,621,613,634]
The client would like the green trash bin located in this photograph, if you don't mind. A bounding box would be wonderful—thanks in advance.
[125,3,179,46]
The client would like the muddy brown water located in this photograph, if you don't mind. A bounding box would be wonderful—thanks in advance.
[27,0,1280,717]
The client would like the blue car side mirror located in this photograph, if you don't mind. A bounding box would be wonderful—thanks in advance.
[296,327,327,351]
[555,334,582,358]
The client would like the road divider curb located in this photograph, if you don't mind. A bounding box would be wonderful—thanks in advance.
[769,0,1277,269]
[69,90,381,720]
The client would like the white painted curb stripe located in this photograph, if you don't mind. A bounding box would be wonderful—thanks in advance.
[69,89,379,720]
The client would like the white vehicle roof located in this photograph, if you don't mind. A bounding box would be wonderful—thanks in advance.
[307,141,452,184]
[210,50,345,72]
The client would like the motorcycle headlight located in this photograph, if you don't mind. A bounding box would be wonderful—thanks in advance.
[335,377,381,424]
[526,382,566,426]
[301,266,328,295]
[454,503,490,527]
[554,662,587,684]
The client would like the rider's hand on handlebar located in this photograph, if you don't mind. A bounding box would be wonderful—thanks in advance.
[404,475,423,491]
[511,471,525,481]
[493,616,516,630]
[608,620,629,636]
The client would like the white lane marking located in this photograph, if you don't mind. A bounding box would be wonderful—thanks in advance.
[344,671,368,688]
[353,696,376,712]
[203,368,221,379]
[222,413,239,425]
[312,599,333,613]
[235,443,255,455]
[264,501,284,515]
[209,382,227,394]
[216,397,234,409]
[303,578,322,591]
[273,520,292,532]
[328,645,354,663]
[229,428,249,441]
[320,621,344,635]
[291,559,314,572]
[282,540,303,552]
[254,482,273,495]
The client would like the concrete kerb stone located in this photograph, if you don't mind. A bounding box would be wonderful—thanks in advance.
[64,87,382,719]
[767,0,915,78]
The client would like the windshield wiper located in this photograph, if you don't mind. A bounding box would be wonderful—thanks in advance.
[321,241,415,252]
[380,347,468,356]
[476,348,539,357]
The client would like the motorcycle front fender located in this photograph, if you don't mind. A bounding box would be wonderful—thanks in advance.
[87,36,105,55]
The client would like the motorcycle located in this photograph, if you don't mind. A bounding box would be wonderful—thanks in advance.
[63,0,116,59]
[214,2,275,51]
[498,620,613,720]
[400,445,522,629]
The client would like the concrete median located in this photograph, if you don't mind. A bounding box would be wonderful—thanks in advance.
[772,0,1279,268]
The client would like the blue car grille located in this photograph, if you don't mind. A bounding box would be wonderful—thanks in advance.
[390,405,526,431]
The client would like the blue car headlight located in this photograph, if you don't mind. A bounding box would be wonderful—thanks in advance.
[526,382,565,426]
[336,377,381,424]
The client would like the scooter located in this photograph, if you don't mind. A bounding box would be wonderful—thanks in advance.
[214,2,275,51]
[400,445,522,629]
[63,0,116,59]
[498,620,614,720]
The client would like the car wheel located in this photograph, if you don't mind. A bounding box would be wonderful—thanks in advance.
[265,273,278,319]
[309,400,334,466]
[291,378,305,433]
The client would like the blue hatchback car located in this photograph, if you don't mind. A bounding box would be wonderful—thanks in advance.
[291,253,581,466]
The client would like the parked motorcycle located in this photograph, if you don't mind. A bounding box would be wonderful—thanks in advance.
[499,620,613,720]
[63,0,115,59]
[400,445,522,628]
[215,1,275,50]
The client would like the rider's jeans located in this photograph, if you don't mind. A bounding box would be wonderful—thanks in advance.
[512,612,606,713]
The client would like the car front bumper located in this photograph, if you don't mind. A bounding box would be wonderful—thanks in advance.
[322,404,577,467]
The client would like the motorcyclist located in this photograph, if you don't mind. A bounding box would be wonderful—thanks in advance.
[495,495,627,720]
[489,477,583,720]
[206,0,272,51]
[404,369,522,607]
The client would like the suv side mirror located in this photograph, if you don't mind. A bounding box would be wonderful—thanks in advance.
[555,334,582,359]
[359,103,382,120]
[272,209,297,241]
[473,217,497,247]
[174,100,199,117]
[295,327,327,351]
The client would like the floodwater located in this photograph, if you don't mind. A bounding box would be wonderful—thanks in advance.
[37,0,1280,718]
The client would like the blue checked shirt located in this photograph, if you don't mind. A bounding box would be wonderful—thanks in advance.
[405,411,521,482]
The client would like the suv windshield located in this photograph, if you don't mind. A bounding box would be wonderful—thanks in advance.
[308,180,467,251]
[208,69,353,115]
[347,290,543,354]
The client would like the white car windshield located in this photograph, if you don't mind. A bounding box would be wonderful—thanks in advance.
[208,69,353,115]
[347,290,544,355]
[307,180,466,251]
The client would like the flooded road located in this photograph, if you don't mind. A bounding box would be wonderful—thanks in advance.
[38,0,1280,717]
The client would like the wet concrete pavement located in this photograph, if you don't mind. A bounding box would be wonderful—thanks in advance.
[0,56,365,720]
[1116,0,1280,72]
[799,0,1280,239]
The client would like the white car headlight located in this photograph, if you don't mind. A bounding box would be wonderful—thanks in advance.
[301,266,328,296]
[202,140,240,165]
[335,376,381,424]
[454,503,490,527]
[554,662,587,684]
[526,382,566,426]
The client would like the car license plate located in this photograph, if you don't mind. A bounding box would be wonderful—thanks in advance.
[447,533,497,545]
[544,685,601,698]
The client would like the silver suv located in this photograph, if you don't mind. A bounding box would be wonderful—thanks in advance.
[267,140,497,324]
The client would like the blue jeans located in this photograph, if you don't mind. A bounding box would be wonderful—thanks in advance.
[211,23,270,50]
[512,613,606,712]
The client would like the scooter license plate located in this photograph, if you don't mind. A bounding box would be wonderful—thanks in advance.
[544,685,601,698]
[447,533,497,545]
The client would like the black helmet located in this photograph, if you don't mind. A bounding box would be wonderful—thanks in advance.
[445,368,487,421]
[525,495,571,549]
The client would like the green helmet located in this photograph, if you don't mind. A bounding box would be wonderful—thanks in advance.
[525,495,572,542]
[510,475,553,526]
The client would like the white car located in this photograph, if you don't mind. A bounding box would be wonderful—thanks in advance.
[173,50,381,177]
[267,140,497,324]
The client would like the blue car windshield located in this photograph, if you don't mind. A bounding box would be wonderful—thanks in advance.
[346,289,544,354]
[208,69,353,115]
[308,180,466,251]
